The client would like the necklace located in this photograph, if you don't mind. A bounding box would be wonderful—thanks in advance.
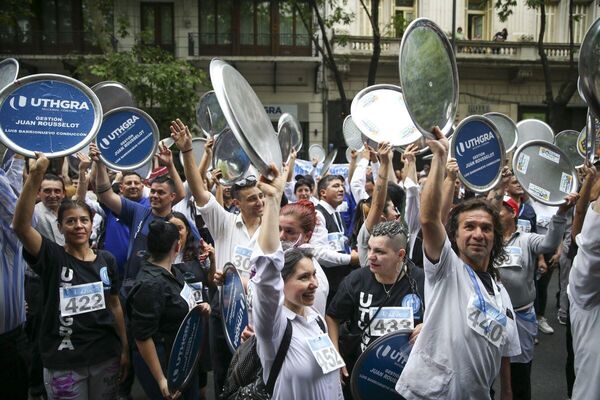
[380,264,406,297]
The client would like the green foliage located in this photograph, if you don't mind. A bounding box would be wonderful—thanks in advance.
[0,0,33,25]
[494,0,517,22]
[76,36,208,136]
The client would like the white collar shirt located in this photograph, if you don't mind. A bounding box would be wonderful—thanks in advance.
[251,245,343,400]
[196,193,259,276]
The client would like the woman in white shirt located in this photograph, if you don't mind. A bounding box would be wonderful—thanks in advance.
[250,164,344,400]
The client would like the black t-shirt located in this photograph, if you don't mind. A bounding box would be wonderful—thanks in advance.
[327,264,425,351]
[23,237,121,369]
[174,259,214,305]
[126,261,190,353]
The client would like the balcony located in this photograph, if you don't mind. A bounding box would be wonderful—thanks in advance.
[333,35,580,64]
[0,30,116,56]
[187,32,313,59]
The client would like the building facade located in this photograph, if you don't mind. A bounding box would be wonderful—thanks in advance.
[1,0,597,159]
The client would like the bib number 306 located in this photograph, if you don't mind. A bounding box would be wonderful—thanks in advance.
[59,282,106,317]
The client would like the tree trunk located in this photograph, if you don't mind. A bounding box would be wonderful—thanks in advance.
[308,0,349,116]
[367,0,381,86]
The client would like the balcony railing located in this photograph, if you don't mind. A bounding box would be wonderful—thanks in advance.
[188,32,312,57]
[0,30,117,55]
[333,35,580,62]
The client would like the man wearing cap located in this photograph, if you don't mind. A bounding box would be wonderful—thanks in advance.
[496,194,575,399]
[396,128,521,399]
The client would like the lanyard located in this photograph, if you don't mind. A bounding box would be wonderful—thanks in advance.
[465,265,504,333]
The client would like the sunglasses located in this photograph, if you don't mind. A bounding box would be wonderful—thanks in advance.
[233,175,257,189]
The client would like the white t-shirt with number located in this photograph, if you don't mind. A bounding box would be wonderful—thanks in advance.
[396,238,521,400]
[196,193,259,277]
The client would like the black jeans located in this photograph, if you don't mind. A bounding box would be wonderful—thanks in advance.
[535,254,555,317]
[510,361,532,400]
[0,326,30,400]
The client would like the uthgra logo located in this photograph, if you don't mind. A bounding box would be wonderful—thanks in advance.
[375,342,410,367]
[457,131,494,156]
[99,115,140,150]
[9,95,90,111]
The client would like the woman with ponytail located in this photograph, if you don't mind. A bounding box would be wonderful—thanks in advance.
[127,220,199,400]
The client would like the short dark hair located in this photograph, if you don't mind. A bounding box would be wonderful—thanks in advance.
[294,174,315,193]
[41,173,65,191]
[317,175,344,196]
[57,199,93,224]
[147,220,180,260]
[446,198,507,278]
[231,175,257,200]
[281,246,314,282]
[122,171,142,181]
[150,175,175,192]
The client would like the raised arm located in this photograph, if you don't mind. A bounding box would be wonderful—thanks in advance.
[171,119,211,207]
[257,164,286,254]
[572,164,598,239]
[155,143,185,204]
[90,143,123,216]
[347,149,358,184]
[364,142,392,232]
[402,143,418,185]
[420,128,449,262]
[198,136,213,190]
[74,152,92,201]
[12,153,46,258]
[441,158,459,225]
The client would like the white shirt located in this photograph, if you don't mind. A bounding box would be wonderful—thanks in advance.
[396,238,521,399]
[251,245,343,400]
[350,158,379,202]
[197,193,259,275]
[33,202,64,246]
[312,200,352,267]
[568,202,600,400]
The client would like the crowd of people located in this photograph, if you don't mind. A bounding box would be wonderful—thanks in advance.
[1,119,599,400]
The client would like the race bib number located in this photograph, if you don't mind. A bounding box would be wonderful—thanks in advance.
[188,281,204,304]
[466,296,507,348]
[59,282,106,317]
[516,219,531,233]
[180,283,196,310]
[498,246,523,269]
[233,246,252,275]
[327,232,345,252]
[369,307,414,337]
[307,334,346,374]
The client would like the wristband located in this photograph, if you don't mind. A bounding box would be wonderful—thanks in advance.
[181,148,193,154]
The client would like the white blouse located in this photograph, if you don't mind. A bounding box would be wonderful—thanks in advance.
[250,245,343,400]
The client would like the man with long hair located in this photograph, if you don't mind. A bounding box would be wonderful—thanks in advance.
[396,128,520,399]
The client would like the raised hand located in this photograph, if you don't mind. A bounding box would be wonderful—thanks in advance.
[76,152,92,171]
[156,143,173,166]
[88,143,101,163]
[377,141,392,164]
[446,157,459,180]
[30,152,49,175]
[170,119,193,152]
[426,126,449,157]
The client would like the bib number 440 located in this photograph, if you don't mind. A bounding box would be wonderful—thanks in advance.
[468,308,503,346]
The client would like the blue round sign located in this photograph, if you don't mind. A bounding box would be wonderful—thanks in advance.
[452,115,505,193]
[167,305,205,393]
[220,263,248,353]
[95,107,158,171]
[351,330,413,400]
[0,74,102,158]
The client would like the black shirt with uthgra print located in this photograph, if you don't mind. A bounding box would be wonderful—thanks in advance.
[23,237,121,370]
[327,263,425,350]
